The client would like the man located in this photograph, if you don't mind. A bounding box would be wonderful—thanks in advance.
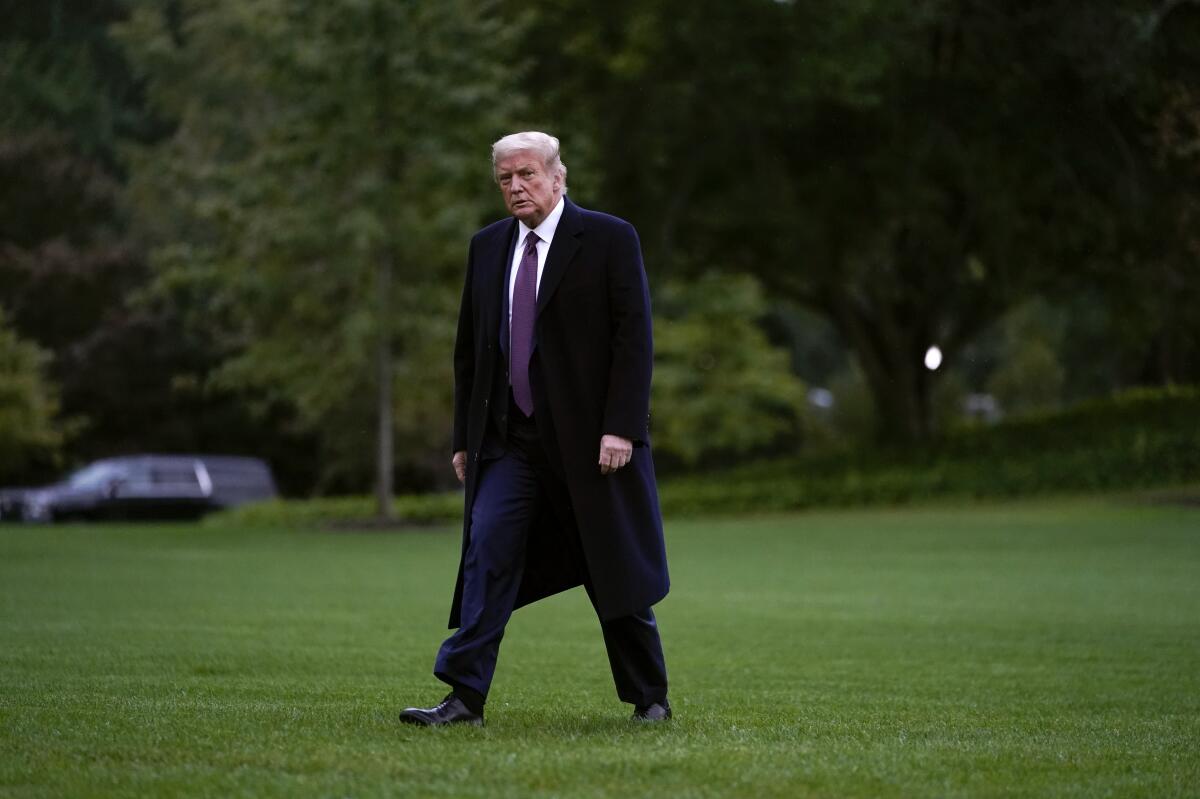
[399,131,671,726]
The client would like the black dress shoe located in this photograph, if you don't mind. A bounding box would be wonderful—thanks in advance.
[399,693,484,727]
[632,699,672,722]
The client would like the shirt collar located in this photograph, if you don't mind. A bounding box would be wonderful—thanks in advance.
[517,195,566,246]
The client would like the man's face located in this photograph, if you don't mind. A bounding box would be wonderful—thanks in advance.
[496,151,562,228]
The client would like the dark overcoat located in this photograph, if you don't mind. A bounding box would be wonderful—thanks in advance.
[448,197,669,626]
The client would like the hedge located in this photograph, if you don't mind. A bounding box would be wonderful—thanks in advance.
[660,386,1200,516]
[209,386,1200,526]
[206,492,463,528]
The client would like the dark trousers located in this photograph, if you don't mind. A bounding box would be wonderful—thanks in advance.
[433,409,668,707]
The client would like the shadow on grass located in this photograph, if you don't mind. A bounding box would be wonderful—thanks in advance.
[385,708,680,740]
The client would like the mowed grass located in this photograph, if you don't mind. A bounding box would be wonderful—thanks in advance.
[1,499,1198,798]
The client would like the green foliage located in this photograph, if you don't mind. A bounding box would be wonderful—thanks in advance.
[824,362,877,445]
[206,491,461,528]
[213,387,1200,525]
[987,340,1066,417]
[5,1,1197,494]
[651,274,808,466]
[525,0,1195,442]
[0,129,314,486]
[116,0,525,490]
[979,299,1067,416]
[0,310,66,480]
[660,386,1200,516]
[0,0,146,163]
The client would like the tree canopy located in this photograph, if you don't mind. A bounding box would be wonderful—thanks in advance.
[1,0,1197,495]
[0,309,67,481]
[521,0,1200,440]
[117,0,524,504]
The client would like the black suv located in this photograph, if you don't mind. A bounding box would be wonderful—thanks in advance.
[0,455,278,522]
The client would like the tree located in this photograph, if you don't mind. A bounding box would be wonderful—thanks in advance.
[0,0,153,167]
[1,1,315,486]
[982,301,1067,416]
[652,274,808,467]
[0,309,68,482]
[118,0,524,512]
[1129,5,1200,385]
[522,1,1185,443]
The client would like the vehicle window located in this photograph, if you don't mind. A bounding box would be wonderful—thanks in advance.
[67,462,129,489]
[151,464,200,486]
[209,468,269,485]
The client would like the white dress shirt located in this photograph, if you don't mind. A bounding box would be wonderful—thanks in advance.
[507,195,565,345]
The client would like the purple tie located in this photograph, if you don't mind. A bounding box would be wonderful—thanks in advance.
[510,231,539,416]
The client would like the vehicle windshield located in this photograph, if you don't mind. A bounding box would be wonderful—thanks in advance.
[67,462,130,490]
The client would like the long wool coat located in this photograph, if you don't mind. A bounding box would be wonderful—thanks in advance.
[448,197,669,626]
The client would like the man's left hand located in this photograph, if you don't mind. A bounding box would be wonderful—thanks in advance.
[599,434,633,475]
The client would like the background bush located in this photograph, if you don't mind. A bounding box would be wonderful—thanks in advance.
[207,492,463,529]
[215,386,1200,526]
[651,274,808,468]
[0,310,69,482]
[660,386,1200,516]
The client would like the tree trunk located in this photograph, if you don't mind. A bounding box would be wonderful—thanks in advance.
[375,248,394,520]
[855,337,932,444]
[370,0,395,521]
[822,287,934,444]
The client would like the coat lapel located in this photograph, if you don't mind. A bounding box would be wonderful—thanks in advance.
[491,219,519,355]
[535,198,583,317]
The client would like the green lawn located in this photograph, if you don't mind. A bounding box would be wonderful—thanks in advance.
[1,499,1198,798]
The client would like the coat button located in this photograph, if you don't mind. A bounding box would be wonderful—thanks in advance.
[483,398,489,408]
[473,452,480,462]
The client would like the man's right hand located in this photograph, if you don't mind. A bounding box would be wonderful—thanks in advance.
[452,451,467,484]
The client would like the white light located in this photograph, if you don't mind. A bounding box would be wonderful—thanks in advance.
[807,387,834,409]
[924,346,943,371]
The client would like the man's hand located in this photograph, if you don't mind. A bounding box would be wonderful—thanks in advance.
[598,435,633,475]
[452,451,467,484]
